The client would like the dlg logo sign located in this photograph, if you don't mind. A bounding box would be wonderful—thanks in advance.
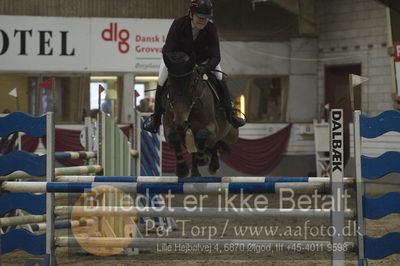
[101,23,130,54]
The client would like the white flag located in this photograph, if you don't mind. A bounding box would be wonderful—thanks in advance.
[350,74,369,87]
[9,88,18,97]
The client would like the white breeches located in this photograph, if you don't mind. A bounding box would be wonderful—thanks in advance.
[157,58,223,86]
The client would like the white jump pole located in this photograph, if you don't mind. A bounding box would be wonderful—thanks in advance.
[55,206,355,219]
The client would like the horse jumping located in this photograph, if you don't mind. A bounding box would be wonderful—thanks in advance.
[161,52,238,177]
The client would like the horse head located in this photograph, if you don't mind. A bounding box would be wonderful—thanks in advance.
[163,52,200,132]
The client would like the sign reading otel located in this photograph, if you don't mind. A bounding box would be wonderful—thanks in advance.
[0,15,172,73]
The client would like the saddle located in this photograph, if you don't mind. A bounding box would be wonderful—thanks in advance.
[162,74,222,107]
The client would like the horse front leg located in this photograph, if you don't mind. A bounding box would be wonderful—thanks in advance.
[176,150,189,178]
[195,129,210,166]
[191,153,201,177]
[169,131,189,178]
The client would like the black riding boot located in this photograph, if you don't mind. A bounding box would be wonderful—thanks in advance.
[217,79,246,128]
[143,85,164,133]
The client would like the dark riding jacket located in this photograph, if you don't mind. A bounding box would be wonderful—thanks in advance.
[162,15,221,73]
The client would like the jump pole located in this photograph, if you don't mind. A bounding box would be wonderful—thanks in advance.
[54,151,97,160]
[56,206,354,219]
[30,218,95,232]
[0,205,354,227]
[0,214,94,229]
[2,181,327,194]
[0,214,46,227]
[0,165,102,181]
[55,175,354,185]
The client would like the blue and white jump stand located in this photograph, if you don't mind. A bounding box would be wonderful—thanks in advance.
[0,112,56,266]
[135,112,176,232]
[354,110,400,265]
[136,112,162,176]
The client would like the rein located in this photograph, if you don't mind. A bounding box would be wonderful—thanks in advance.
[168,67,205,118]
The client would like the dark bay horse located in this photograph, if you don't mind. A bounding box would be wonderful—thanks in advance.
[161,52,238,178]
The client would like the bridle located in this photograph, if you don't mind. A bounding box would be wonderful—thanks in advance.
[167,66,205,114]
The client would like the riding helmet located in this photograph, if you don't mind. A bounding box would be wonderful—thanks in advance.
[189,0,213,19]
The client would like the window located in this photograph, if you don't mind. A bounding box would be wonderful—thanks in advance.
[27,76,88,123]
[135,83,145,106]
[226,76,288,123]
[135,76,158,113]
[90,76,120,119]
[90,82,107,111]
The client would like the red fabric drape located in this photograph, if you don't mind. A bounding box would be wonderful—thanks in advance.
[220,124,292,175]
[20,123,291,175]
[42,129,86,166]
[162,124,292,176]
[162,144,192,173]
[54,128,86,166]
[21,135,40,153]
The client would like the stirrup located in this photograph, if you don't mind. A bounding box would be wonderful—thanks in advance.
[230,115,246,128]
[229,108,246,128]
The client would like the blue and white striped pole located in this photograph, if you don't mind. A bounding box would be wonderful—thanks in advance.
[54,151,96,160]
[56,176,354,184]
[2,181,325,194]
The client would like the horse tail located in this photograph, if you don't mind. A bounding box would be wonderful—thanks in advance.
[215,140,231,154]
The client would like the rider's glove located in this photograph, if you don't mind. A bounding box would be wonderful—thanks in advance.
[197,64,209,75]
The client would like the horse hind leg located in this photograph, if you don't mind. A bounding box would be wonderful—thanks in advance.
[169,132,189,178]
[175,151,189,178]
[208,147,220,175]
[191,153,201,177]
[196,128,209,150]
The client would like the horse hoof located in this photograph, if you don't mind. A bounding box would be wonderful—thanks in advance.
[208,169,217,175]
[191,170,201,177]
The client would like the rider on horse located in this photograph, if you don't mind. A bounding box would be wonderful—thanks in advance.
[143,0,246,133]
